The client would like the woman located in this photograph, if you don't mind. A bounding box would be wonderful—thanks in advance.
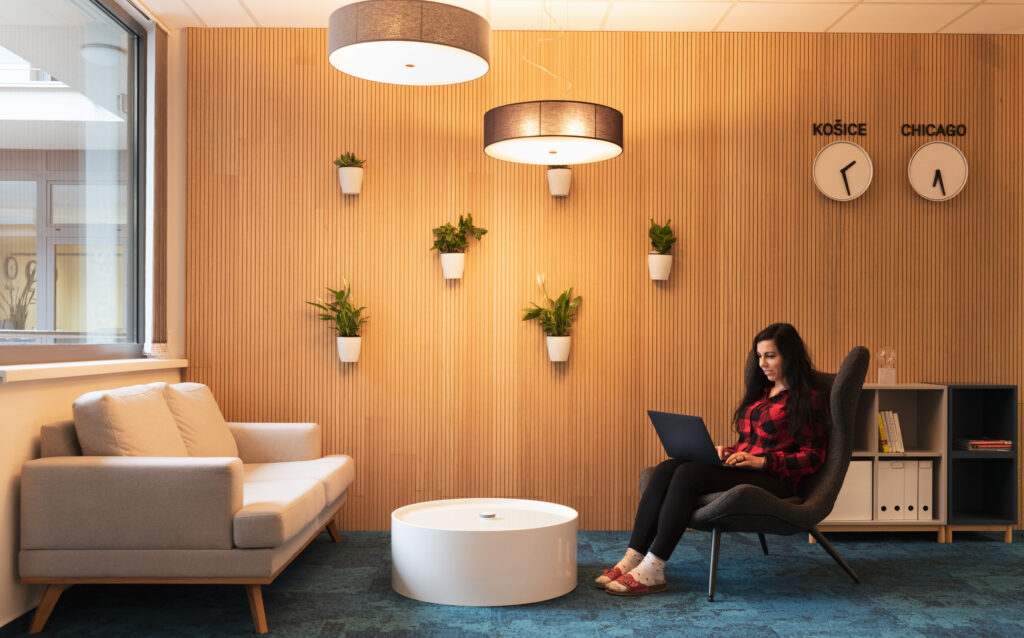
[600,323,829,596]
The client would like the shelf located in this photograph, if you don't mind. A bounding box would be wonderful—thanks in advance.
[879,451,942,458]
[951,450,1015,459]
[948,514,1016,526]
[851,451,874,458]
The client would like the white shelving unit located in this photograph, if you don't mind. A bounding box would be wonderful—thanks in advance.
[821,383,949,542]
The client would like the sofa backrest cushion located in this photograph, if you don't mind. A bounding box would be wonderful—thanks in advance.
[163,382,239,458]
[72,383,189,457]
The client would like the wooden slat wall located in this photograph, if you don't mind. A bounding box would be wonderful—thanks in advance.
[186,30,1023,531]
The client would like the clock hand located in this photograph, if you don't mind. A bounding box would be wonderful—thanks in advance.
[839,160,856,196]
[932,169,946,196]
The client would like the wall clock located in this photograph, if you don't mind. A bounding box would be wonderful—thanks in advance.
[908,141,968,201]
[813,141,874,201]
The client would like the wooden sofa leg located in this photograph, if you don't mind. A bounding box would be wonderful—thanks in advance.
[245,585,268,635]
[29,584,66,633]
[326,519,341,543]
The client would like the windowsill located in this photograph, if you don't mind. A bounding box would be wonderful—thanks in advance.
[0,358,187,383]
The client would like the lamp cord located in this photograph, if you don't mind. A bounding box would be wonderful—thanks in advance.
[520,0,572,96]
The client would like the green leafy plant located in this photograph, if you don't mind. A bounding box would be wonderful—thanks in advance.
[521,272,581,336]
[0,263,35,330]
[306,282,368,337]
[548,165,568,170]
[333,152,366,168]
[649,218,677,255]
[431,213,487,254]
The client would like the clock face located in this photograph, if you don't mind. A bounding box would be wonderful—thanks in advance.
[908,141,968,201]
[813,141,874,201]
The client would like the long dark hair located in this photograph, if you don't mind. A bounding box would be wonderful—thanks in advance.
[732,323,821,438]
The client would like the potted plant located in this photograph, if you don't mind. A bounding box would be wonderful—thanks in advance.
[0,261,35,330]
[431,213,487,279]
[648,218,677,280]
[307,282,368,363]
[521,272,581,362]
[333,152,365,195]
[547,165,571,197]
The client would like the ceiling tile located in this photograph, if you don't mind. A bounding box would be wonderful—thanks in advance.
[604,2,730,30]
[718,3,853,31]
[490,0,610,30]
[140,0,209,29]
[189,0,257,27]
[941,5,1024,32]
[830,4,974,32]
[241,0,350,28]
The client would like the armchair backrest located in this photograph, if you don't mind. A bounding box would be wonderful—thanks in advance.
[799,346,870,516]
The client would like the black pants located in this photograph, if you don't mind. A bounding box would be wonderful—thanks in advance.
[629,459,792,560]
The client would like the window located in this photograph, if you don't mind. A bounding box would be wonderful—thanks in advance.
[0,0,146,363]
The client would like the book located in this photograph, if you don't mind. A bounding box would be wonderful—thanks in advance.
[954,437,1013,451]
[877,413,890,453]
[890,411,906,453]
[882,411,904,453]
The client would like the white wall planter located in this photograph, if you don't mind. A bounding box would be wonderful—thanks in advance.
[547,168,571,197]
[336,336,362,362]
[338,167,364,195]
[440,253,465,279]
[546,335,571,362]
[648,253,672,281]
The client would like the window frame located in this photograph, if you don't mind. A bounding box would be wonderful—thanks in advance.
[0,0,148,365]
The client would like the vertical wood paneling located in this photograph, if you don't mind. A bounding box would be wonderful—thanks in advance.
[187,30,1024,530]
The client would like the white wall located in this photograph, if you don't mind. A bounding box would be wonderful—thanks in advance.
[0,368,183,628]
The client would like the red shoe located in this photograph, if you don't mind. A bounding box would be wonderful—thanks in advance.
[605,573,668,596]
[594,566,623,588]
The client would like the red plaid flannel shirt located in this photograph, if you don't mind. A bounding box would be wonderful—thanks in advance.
[723,387,827,492]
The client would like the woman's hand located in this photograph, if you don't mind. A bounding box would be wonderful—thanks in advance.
[724,451,766,469]
[715,445,728,461]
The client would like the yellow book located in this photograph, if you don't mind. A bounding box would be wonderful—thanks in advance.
[878,413,890,453]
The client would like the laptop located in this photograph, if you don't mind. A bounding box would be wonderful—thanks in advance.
[647,410,725,467]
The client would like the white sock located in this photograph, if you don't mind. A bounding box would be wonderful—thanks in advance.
[613,548,644,574]
[627,552,666,585]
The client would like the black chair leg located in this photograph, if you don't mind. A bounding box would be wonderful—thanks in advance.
[808,527,861,584]
[708,526,721,601]
[758,533,769,555]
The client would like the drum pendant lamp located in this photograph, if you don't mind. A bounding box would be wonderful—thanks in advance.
[327,0,491,86]
[483,100,624,165]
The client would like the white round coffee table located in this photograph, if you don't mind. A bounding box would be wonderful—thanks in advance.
[391,498,578,606]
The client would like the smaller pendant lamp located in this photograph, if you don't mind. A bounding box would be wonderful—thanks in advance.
[483,100,623,165]
[328,0,490,86]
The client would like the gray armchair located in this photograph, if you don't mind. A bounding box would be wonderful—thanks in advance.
[639,346,870,600]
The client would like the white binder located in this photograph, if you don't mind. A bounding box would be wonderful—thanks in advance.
[917,460,933,520]
[877,461,904,520]
[902,460,918,520]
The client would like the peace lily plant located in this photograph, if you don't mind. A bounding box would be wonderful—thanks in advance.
[647,218,677,280]
[521,272,582,362]
[307,281,368,363]
[431,213,487,279]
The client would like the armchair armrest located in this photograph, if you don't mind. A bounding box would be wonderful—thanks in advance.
[227,422,322,463]
[21,456,243,551]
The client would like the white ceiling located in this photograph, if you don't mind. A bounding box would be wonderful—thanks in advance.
[137,0,1024,34]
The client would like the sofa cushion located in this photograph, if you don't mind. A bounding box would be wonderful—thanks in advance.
[234,479,326,549]
[243,456,355,504]
[73,383,189,457]
[163,383,239,458]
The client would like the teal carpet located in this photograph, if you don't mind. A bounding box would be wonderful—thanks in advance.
[3,530,1023,637]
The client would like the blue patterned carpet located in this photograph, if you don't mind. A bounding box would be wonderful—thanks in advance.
[3,530,1023,637]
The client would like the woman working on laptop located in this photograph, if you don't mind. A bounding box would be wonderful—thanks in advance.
[599,323,828,596]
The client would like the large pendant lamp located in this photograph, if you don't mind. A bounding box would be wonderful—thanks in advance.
[328,0,490,86]
[483,100,623,165]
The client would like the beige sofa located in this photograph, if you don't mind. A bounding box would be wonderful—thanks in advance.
[19,382,354,634]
